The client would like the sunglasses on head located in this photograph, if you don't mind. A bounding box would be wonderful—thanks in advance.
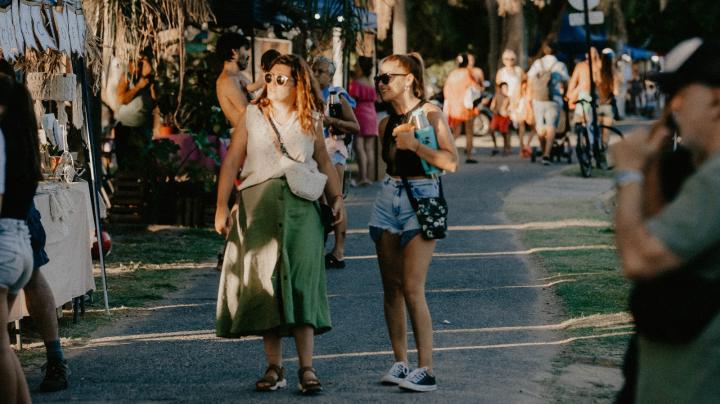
[373,73,408,85]
[264,73,293,86]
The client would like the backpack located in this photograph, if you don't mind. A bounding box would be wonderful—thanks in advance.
[530,58,555,101]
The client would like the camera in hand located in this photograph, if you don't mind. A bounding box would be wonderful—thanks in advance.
[328,90,350,144]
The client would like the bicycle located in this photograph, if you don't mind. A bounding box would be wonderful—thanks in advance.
[573,99,624,178]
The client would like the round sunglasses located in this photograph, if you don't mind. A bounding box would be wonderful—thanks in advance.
[373,73,408,85]
[264,73,294,86]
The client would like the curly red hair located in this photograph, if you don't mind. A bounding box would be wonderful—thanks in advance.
[254,54,320,135]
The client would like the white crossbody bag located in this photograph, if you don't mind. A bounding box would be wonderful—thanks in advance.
[266,116,327,201]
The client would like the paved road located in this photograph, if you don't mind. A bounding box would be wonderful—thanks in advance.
[30,151,569,403]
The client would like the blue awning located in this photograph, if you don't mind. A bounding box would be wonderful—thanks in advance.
[622,45,655,60]
[556,13,607,49]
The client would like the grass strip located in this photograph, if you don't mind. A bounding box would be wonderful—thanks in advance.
[505,174,631,402]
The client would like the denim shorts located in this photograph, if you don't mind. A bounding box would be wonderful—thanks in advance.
[369,175,440,247]
[27,202,50,269]
[330,150,347,166]
[0,218,34,295]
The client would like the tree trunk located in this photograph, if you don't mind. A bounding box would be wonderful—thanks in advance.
[602,0,627,47]
[529,1,567,61]
[486,0,500,79]
[392,0,407,54]
[501,7,526,68]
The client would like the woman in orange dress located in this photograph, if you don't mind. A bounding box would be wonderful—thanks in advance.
[443,53,481,163]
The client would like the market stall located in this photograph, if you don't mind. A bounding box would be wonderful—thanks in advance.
[0,0,111,316]
[8,181,98,323]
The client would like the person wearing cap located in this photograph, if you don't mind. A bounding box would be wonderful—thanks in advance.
[610,37,720,403]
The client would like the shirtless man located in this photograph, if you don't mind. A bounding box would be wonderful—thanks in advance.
[568,47,612,168]
[567,46,602,124]
[215,33,252,129]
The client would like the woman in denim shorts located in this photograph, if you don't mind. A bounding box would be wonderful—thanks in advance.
[369,53,458,392]
[0,75,41,403]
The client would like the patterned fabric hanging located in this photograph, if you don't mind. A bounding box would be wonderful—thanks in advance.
[27,0,58,50]
[72,81,83,129]
[0,6,19,60]
[11,0,24,52]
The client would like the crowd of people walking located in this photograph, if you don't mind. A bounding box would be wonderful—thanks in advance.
[2,29,718,403]
[436,43,660,168]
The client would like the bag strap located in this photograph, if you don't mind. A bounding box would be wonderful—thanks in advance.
[401,177,420,211]
[265,113,301,163]
[401,176,444,213]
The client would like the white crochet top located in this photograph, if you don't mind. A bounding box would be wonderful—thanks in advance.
[239,104,319,191]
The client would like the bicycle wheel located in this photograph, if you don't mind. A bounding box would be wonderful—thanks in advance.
[575,124,593,178]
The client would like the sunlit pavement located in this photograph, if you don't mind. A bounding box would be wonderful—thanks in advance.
[29,119,651,402]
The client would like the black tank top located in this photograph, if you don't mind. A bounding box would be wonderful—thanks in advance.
[382,102,427,177]
[0,128,39,220]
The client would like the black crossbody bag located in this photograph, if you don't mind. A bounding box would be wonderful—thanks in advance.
[401,177,448,240]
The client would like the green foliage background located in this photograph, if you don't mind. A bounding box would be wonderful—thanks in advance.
[623,0,720,52]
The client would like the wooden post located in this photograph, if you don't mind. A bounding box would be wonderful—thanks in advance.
[14,320,22,350]
[392,0,407,54]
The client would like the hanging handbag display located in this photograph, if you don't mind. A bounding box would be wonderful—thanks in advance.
[266,116,327,201]
[401,177,448,240]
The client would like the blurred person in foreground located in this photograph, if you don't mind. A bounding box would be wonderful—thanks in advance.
[0,61,69,393]
[0,74,40,404]
[611,37,720,404]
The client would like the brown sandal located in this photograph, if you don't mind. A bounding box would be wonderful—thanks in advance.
[297,366,323,395]
[255,364,286,391]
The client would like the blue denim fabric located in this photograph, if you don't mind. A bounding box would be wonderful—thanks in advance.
[0,218,33,294]
[330,150,347,166]
[26,201,50,269]
[369,175,440,247]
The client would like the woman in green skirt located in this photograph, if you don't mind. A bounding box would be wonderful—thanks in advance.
[214,54,344,394]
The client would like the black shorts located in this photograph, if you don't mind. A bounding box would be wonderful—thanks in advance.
[27,202,50,269]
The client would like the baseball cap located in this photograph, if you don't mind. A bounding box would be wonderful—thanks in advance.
[650,38,720,96]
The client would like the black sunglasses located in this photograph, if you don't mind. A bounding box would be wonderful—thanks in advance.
[373,73,408,85]
[264,73,293,86]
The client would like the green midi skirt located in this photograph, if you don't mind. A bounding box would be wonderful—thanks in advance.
[216,178,332,338]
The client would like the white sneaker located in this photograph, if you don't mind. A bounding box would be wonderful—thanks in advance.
[380,361,410,385]
[398,367,437,392]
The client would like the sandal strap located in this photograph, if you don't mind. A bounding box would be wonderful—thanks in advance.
[257,364,284,387]
[266,364,284,379]
[298,367,321,386]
